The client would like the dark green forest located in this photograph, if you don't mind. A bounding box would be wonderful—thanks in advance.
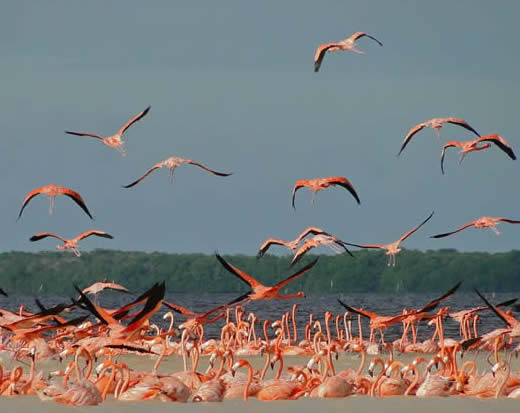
[0,248,519,295]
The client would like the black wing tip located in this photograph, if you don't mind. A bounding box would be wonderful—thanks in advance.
[142,106,151,115]
[29,235,39,241]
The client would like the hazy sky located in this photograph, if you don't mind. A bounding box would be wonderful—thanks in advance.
[3,1,520,255]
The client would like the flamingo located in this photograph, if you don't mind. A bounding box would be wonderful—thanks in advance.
[17,184,93,220]
[216,254,318,305]
[314,31,383,72]
[29,230,113,257]
[65,106,150,156]
[440,134,516,173]
[431,216,520,238]
[256,227,331,258]
[290,234,353,267]
[292,176,360,209]
[123,156,232,188]
[398,117,480,155]
[345,211,434,266]
[81,281,129,296]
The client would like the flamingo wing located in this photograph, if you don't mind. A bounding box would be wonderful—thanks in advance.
[291,180,307,210]
[257,238,289,259]
[289,242,315,267]
[337,299,377,319]
[474,289,514,328]
[117,106,151,136]
[163,300,196,317]
[444,117,480,137]
[398,211,434,243]
[17,187,45,220]
[62,189,94,220]
[430,220,477,238]
[186,160,233,176]
[200,303,229,320]
[477,134,516,160]
[440,141,461,174]
[0,288,7,297]
[64,131,104,140]
[333,239,355,257]
[75,230,114,242]
[349,31,383,46]
[314,43,338,73]
[295,227,329,243]
[342,242,385,249]
[417,281,462,313]
[274,257,319,289]
[329,177,361,204]
[497,218,520,225]
[215,254,262,288]
[123,164,162,188]
[398,123,425,156]
[29,232,66,242]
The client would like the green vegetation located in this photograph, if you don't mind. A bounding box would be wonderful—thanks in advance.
[0,248,519,295]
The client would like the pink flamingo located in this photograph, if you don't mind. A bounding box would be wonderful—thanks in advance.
[17,184,93,220]
[431,216,520,238]
[292,176,360,209]
[65,106,150,156]
[123,156,232,188]
[314,31,383,72]
[440,134,516,174]
[29,230,113,257]
[256,227,330,258]
[398,117,480,155]
[345,211,434,266]
[290,234,353,267]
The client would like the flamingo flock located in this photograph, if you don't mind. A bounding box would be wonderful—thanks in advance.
[4,18,520,407]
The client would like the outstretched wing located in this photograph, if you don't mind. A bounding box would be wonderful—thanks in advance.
[398,123,425,156]
[477,134,516,160]
[430,220,476,238]
[274,257,319,289]
[289,242,314,267]
[216,254,262,288]
[75,230,114,242]
[17,187,44,221]
[474,289,514,328]
[498,218,520,225]
[333,239,355,257]
[342,242,385,250]
[418,281,462,313]
[441,141,462,174]
[337,299,377,319]
[123,163,162,188]
[291,180,306,210]
[329,177,361,204]
[257,238,290,259]
[62,188,94,220]
[398,211,434,243]
[349,31,383,47]
[295,227,329,243]
[117,106,151,136]
[314,43,338,73]
[163,300,195,317]
[186,160,233,177]
[30,232,66,242]
[444,118,480,137]
[65,131,104,140]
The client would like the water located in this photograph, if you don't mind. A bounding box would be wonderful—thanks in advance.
[0,291,514,342]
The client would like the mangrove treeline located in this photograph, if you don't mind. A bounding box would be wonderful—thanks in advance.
[0,248,519,296]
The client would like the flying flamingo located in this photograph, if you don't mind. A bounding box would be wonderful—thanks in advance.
[29,230,113,257]
[345,211,434,266]
[17,184,93,220]
[292,176,360,209]
[215,254,318,305]
[431,216,520,238]
[81,281,129,296]
[257,227,331,258]
[65,106,150,156]
[398,117,480,155]
[123,156,232,188]
[314,31,383,73]
[440,134,516,174]
[290,234,353,267]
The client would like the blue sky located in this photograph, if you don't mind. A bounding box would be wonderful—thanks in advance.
[3,1,520,255]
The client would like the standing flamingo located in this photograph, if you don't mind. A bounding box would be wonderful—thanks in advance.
[17,184,93,220]
[290,234,353,267]
[216,254,318,304]
[345,211,434,266]
[123,156,232,188]
[292,176,360,209]
[65,106,150,156]
[440,134,516,174]
[314,31,383,72]
[431,216,520,238]
[398,117,480,155]
[30,230,113,257]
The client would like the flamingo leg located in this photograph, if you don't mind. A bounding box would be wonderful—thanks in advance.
[490,226,501,235]
[433,127,442,141]
[49,196,56,215]
[115,144,127,157]
[311,191,316,204]
[72,248,81,257]
[168,168,176,184]
[351,48,365,55]
[458,152,466,165]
